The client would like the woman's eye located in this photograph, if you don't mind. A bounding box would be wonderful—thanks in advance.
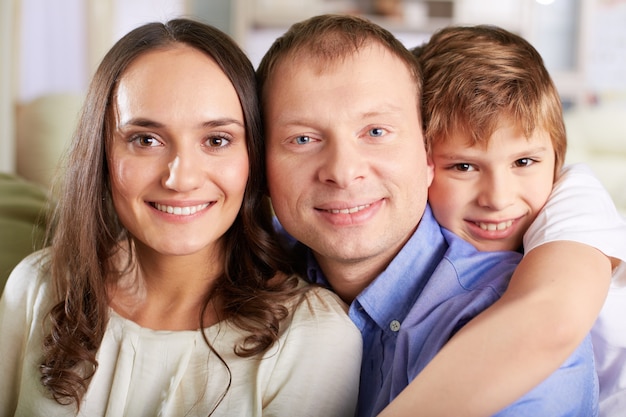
[369,128,385,137]
[294,136,312,145]
[207,136,230,147]
[132,135,160,147]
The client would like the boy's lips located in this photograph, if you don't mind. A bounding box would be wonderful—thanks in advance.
[465,216,524,244]
[474,220,514,231]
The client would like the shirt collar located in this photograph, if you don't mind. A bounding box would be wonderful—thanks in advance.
[306,205,448,329]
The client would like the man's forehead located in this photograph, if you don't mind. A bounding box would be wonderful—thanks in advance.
[269,42,412,83]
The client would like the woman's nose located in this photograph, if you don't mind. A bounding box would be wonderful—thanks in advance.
[163,152,204,192]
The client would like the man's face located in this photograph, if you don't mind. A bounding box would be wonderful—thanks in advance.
[428,122,555,252]
[264,43,433,287]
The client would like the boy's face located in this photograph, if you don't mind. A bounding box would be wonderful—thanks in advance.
[428,122,555,252]
[264,43,433,284]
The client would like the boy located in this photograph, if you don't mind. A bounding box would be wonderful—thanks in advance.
[258,15,601,416]
[380,25,626,417]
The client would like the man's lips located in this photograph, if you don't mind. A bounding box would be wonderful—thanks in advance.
[313,200,382,226]
[319,204,371,214]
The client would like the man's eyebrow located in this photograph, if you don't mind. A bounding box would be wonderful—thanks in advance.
[276,106,406,125]
[360,105,406,119]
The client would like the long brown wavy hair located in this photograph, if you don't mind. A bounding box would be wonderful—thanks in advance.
[41,18,299,408]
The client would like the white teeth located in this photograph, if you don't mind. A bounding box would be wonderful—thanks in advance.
[154,203,209,216]
[478,220,513,231]
[327,204,370,214]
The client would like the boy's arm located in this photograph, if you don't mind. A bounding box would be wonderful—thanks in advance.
[379,164,625,417]
[378,241,612,417]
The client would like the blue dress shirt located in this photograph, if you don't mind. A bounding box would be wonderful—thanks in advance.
[302,205,598,417]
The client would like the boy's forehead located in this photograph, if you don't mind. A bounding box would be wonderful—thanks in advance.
[442,120,544,148]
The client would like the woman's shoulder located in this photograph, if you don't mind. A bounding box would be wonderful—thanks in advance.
[3,248,52,300]
[291,276,349,312]
[284,277,357,336]
[0,248,55,349]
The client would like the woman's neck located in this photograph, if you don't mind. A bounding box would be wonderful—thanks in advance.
[107,241,224,331]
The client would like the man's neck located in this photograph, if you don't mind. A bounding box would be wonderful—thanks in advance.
[315,255,389,304]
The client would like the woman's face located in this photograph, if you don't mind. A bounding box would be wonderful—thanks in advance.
[108,45,249,258]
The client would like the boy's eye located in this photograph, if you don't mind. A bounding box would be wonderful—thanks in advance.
[453,163,474,172]
[514,158,534,167]
[369,128,385,137]
[293,136,312,145]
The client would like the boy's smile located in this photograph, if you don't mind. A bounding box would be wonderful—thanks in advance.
[428,122,556,252]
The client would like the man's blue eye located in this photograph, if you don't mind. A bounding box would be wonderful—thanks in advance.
[369,128,384,137]
[294,136,311,145]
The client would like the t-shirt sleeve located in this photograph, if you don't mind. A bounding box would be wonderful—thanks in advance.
[262,285,362,417]
[523,163,626,263]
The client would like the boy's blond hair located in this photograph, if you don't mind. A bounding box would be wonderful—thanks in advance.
[415,25,566,173]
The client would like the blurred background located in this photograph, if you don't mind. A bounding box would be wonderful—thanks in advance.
[0,0,625,211]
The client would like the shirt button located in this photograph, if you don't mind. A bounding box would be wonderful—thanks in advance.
[390,320,401,332]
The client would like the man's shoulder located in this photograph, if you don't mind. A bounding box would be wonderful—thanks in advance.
[441,228,521,292]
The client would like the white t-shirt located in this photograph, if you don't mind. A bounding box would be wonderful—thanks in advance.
[524,163,626,417]
[0,250,362,417]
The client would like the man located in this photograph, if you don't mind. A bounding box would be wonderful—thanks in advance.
[257,14,598,417]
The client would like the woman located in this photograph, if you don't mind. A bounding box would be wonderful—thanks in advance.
[0,18,361,416]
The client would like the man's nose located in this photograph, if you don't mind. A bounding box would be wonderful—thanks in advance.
[317,138,366,188]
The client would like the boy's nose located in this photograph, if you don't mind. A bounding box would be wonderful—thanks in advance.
[477,173,515,210]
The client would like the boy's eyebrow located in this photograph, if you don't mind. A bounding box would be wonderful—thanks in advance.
[434,146,551,160]
[510,146,551,158]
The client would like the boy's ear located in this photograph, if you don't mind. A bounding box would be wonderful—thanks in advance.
[426,156,435,187]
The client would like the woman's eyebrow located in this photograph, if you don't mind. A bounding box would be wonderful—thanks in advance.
[118,117,244,129]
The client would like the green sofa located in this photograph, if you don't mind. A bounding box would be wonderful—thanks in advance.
[0,173,50,293]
